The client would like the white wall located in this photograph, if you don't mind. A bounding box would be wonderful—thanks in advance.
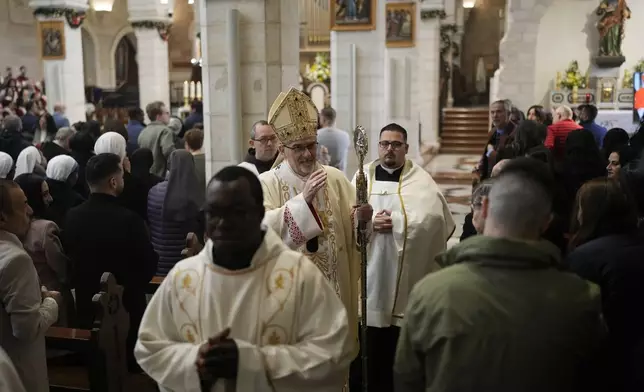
[384,41,419,156]
[534,0,644,105]
[0,0,41,80]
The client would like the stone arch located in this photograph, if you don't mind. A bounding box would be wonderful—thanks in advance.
[109,25,136,87]
[81,25,99,87]
[494,0,554,111]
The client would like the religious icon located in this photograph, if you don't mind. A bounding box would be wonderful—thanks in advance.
[38,20,66,60]
[330,0,376,31]
[385,3,416,48]
[596,0,630,58]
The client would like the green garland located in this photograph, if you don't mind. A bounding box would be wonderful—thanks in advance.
[131,21,170,30]
[131,20,172,41]
[420,9,446,20]
[32,7,86,29]
[440,24,459,57]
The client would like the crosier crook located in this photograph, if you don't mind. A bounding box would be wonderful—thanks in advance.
[353,125,369,391]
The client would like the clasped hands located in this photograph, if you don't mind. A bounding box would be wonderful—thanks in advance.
[195,328,239,385]
[372,210,393,233]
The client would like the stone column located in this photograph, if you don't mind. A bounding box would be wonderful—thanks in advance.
[199,0,300,179]
[330,0,387,161]
[30,5,88,124]
[417,8,443,145]
[128,0,171,109]
[495,0,553,111]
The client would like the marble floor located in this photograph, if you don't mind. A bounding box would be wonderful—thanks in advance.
[424,154,479,247]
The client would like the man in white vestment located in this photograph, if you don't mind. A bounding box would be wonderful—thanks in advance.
[135,166,354,392]
[238,120,279,177]
[258,88,373,358]
[348,123,455,391]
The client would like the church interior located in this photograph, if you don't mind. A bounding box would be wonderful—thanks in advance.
[0,0,643,389]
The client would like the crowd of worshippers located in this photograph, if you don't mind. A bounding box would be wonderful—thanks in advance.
[0,88,642,392]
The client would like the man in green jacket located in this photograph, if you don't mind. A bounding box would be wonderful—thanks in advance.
[394,158,605,392]
[138,101,175,177]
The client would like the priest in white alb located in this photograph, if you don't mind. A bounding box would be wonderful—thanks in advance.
[135,166,354,391]
[258,88,373,360]
[348,123,455,391]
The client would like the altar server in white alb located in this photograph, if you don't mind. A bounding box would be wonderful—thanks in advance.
[348,123,455,391]
[258,87,373,358]
[135,166,353,392]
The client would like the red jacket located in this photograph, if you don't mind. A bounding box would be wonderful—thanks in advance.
[545,119,582,161]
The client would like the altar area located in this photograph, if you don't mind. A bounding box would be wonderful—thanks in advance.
[548,59,641,134]
[549,86,639,134]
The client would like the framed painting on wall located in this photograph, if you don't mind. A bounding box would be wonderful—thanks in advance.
[386,2,415,48]
[331,0,376,31]
[38,20,66,60]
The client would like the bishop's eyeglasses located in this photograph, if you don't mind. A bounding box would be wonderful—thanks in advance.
[283,142,318,154]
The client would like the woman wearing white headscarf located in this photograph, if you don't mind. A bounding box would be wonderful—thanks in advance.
[45,155,85,227]
[94,131,127,161]
[14,146,45,177]
[94,131,143,218]
[0,152,14,179]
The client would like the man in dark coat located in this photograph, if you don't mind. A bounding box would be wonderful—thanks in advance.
[0,115,30,162]
[476,100,516,182]
[63,153,158,372]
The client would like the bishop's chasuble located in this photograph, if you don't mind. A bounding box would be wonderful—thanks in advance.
[134,228,353,392]
[352,159,455,328]
[259,162,360,356]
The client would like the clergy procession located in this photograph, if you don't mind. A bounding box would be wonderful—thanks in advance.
[3,80,631,392]
[5,0,644,388]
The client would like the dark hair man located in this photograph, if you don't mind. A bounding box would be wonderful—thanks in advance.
[182,100,204,135]
[136,166,354,390]
[126,107,146,151]
[578,104,607,147]
[349,122,455,391]
[63,153,158,373]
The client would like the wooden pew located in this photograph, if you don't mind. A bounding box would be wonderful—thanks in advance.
[147,275,164,295]
[147,232,203,295]
[46,272,129,392]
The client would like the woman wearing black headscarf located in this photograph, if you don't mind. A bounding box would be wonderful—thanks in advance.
[147,150,204,275]
[36,112,57,144]
[14,173,75,326]
[68,131,95,198]
[130,148,163,222]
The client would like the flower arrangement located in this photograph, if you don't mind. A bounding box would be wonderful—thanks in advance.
[621,59,644,88]
[634,59,644,73]
[305,53,330,84]
[560,61,588,90]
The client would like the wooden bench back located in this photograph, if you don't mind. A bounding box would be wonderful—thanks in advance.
[92,272,130,392]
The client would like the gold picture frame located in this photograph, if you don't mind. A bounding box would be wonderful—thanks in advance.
[331,0,376,31]
[38,20,66,60]
[386,2,415,48]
